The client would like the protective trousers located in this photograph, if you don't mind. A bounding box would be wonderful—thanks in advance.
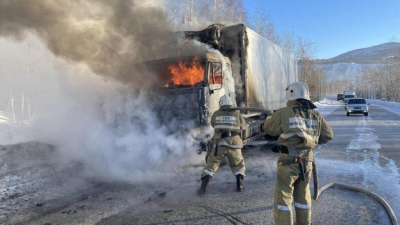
[274,161,313,225]
[201,145,245,178]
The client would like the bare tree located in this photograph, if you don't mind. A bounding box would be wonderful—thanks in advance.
[296,38,324,100]
[281,29,297,54]
[164,0,247,28]
[353,37,400,102]
[297,38,316,81]
[247,8,281,44]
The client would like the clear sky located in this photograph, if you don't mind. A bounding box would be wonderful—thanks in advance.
[243,0,400,59]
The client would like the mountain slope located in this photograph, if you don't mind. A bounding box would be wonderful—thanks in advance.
[320,42,400,64]
[315,42,400,82]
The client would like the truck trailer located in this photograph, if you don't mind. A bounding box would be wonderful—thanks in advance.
[146,24,298,152]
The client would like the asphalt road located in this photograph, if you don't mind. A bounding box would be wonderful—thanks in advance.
[1,101,400,225]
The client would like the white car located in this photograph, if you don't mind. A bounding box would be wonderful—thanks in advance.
[346,98,368,116]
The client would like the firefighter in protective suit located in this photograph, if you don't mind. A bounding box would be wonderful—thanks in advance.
[263,82,333,225]
[198,94,247,195]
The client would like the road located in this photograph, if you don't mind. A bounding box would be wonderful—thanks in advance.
[1,100,399,224]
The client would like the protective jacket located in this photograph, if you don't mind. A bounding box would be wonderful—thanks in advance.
[263,100,333,225]
[263,100,333,160]
[211,108,247,148]
[201,107,247,179]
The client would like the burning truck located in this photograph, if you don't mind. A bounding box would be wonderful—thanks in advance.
[146,24,298,154]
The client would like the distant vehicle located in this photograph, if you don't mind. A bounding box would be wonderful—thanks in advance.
[337,94,344,101]
[343,90,356,103]
[346,98,368,116]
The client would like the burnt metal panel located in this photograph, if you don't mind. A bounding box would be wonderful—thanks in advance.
[182,23,298,111]
[151,87,207,126]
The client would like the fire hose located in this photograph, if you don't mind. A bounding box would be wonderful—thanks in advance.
[194,139,398,224]
[312,162,398,225]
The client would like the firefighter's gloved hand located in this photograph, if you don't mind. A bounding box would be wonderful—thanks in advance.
[280,146,289,154]
[271,145,280,153]
[271,145,289,154]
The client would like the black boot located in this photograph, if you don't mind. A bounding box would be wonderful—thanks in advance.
[236,175,244,192]
[198,175,211,196]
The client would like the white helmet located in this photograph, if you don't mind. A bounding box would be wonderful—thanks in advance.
[285,82,310,101]
[219,94,233,107]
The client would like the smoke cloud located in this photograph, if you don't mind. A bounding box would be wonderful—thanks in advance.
[0,0,216,183]
[0,34,205,183]
[0,0,180,87]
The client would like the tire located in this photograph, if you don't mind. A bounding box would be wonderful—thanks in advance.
[364,112,369,116]
[347,112,350,116]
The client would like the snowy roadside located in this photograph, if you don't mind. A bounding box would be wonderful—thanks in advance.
[313,97,400,117]
[314,98,343,117]
[367,99,400,116]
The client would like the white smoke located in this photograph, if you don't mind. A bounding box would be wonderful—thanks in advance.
[0,34,203,183]
[0,1,243,184]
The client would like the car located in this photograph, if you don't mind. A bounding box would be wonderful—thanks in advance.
[346,98,368,116]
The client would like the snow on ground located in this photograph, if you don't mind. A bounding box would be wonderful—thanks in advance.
[317,115,400,216]
[314,97,400,117]
[368,99,400,116]
[314,98,343,117]
[348,117,400,213]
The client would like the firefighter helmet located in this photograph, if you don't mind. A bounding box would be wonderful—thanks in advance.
[219,94,233,107]
[285,82,310,101]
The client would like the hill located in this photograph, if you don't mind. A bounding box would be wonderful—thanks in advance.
[315,42,400,82]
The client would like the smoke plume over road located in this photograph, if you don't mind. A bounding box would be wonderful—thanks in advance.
[0,0,180,87]
[0,0,213,183]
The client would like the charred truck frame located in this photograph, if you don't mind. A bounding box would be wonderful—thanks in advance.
[147,24,298,153]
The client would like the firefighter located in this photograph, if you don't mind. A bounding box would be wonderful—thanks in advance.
[198,94,247,195]
[263,82,333,225]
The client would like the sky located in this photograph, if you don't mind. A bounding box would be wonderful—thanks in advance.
[243,0,400,59]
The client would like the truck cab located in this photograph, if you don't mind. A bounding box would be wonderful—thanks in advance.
[337,94,344,101]
[343,91,356,103]
[146,53,235,127]
[143,23,298,154]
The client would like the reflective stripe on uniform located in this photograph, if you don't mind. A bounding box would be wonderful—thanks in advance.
[277,205,291,211]
[216,141,243,149]
[280,131,319,142]
[234,170,245,176]
[216,116,237,124]
[203,169,214,177]
[294,202,310,209]
[214,124,240,130]
[288,117,318,131]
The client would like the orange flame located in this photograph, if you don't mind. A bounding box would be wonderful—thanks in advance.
[167,57,204,86]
